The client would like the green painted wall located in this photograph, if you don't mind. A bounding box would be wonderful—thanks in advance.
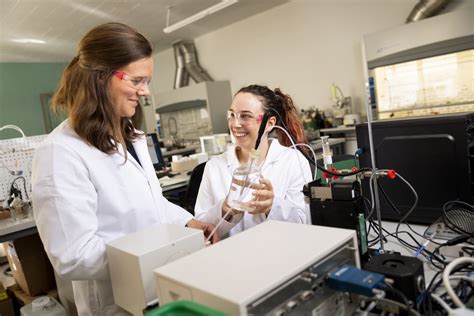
[0,63,66,139]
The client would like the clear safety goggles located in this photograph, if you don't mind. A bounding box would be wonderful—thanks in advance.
[227,110,263,124]
[113,70,151,90]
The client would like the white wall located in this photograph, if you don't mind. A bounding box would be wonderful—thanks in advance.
[152,0,469,115]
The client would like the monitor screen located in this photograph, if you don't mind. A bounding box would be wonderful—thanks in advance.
[146,133,166,171]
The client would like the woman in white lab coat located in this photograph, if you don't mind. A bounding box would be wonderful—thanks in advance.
[31,23,218,316]
[194,85,312,238]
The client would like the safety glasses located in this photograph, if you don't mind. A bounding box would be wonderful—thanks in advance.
[113,71,151,90]
[227,110,263,124]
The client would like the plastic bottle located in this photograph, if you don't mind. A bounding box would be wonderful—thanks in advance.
[227,149,261,212]
[20,296,66,316]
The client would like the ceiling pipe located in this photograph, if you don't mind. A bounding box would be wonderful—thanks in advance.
[173,42,189,89]
[172,40,213,89]
[406,0,452,23]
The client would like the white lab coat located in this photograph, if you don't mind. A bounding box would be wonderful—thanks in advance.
[32,121,193,316]
[195,139,312,238]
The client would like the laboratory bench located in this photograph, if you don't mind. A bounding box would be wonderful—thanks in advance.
[320,126,357,155]
[0,217,37,244]
[161,145,200,159]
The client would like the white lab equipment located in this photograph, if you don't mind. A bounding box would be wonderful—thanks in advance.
[20,296,66,316]
[106,224,205,315]
[154,221,359,315]
[199,134,230,156]
[189,152,209,164]
[170,157,198,173]
[343,114,361,126]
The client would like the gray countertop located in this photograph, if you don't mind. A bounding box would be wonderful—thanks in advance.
[320,126,356,133]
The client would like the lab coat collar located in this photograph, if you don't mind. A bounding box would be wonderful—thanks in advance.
[263,138,289,166]
[225,144,240,170]
[116,135,149,178]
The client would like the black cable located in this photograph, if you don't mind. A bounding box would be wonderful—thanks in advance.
[461,246,474,256]
[393,175,419,243]
[266,108,371,177]
[255,112,271,150]
[377,181,442,245]
[383,282,412,315]
[434,235,473,256]
[9,176,29,200]
[367,219,447,268]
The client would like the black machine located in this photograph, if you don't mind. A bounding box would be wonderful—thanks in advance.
[356,112,473,224]
[306,178,369,262]
[364,253,425,311]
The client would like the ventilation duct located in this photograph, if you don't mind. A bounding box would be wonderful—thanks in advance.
[173,40,213,89]
[173,42,189,89]
[406,0,451,23]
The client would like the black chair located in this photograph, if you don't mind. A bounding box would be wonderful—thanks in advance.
[183,162,207,215]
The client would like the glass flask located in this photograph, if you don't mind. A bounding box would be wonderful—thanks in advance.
[227,150,261,212]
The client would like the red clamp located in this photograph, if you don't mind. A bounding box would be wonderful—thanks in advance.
[387,169,397,179]
[322,167,339,179]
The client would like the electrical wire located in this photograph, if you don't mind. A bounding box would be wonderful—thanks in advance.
[392,173,418,241]
[272,125,313,183]
[364,203,447,269]
[377,182,442,246]
[266,108,370,177]
[383,282,412,315]
[442,256,474,308]
[430,293,453,313]
[291,143,318,181]
[8,176,29,200]
[364,296,421,316]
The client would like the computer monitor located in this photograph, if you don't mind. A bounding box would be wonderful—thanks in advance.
[356,112,473,224]
[146,133,166,171]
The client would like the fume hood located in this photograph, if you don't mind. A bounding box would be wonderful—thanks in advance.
[363,7,474,119]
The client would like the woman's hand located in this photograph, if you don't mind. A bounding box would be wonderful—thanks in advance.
[186,219,220,244]
[221,199,244,222]
[250,177,274,216]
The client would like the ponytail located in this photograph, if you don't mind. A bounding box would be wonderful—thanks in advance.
[273,89,306,146]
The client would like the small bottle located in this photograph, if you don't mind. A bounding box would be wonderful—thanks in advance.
[9,197,31,221]
[20,296,66,316]
[321,136,333,184]
[227,149,261,212]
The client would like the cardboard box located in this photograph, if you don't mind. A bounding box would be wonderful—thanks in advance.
[3,234,56,296]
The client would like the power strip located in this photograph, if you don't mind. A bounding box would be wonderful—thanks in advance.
[425,240,473,259]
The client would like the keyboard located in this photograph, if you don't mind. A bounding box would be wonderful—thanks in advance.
[159,176,188,187]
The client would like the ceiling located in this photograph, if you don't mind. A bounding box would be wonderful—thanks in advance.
[0,0,289,62]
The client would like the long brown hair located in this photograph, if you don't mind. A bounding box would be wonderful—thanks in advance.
[52,22,152,154]
[236,85,307,147]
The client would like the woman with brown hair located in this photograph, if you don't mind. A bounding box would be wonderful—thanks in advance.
[31,22,218,315]
[194,84,312,239]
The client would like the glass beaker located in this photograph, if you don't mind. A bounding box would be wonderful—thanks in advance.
[227,151,261,212]
[9,197,31,221]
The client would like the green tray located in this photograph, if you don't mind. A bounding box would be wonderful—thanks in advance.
[144,300,227,316]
